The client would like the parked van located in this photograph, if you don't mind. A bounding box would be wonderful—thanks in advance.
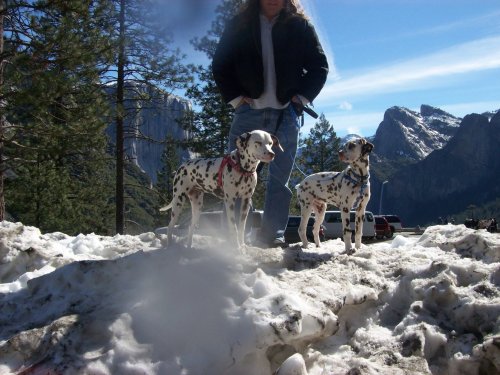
[322,210,376,239]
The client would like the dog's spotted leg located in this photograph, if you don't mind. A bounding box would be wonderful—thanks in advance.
[167,194,186,246]
[299,203,314,247]
[237,196,252,252]
[186,189,204,248]
[341,207,354,253]
[355,193,370,249]
[313,201,327,247]
[354,207,365,250]
[224,196,240,248]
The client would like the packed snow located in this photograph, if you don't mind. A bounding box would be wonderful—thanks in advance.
[0,221,499,375]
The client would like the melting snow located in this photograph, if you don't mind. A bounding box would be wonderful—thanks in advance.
[0,221,499,374]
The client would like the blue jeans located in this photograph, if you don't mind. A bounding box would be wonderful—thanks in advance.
[229,104,300,242]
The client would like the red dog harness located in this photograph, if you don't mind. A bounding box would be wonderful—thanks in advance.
[217,154,256,189]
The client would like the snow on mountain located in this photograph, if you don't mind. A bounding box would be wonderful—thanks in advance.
[373,105,461,162]
[1,221,499,374]
[340,134,372,145]
[480,109,500,122]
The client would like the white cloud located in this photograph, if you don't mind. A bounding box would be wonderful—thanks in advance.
[338,101,353,111]
[315,35,500,104]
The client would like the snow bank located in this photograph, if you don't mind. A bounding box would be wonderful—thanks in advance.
[0,221,499,374]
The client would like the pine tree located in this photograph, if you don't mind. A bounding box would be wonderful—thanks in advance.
[2,0,115,233]
[0,0,6,220]
[155,135,180,225]
[296,113,342,175]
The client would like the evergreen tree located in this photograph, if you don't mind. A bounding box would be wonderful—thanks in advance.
[0,0,5,220]
[2,0,115,233]
[296,113,342,175]
[155,135,180,225]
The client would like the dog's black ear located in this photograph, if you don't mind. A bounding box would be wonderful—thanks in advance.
[362,141,374,155]
[271,134,284,152]
[236,132,251,152]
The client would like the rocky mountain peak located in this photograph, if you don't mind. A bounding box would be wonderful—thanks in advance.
[486,109,500,123]
[420,104,453,117]
[373,105,460,162]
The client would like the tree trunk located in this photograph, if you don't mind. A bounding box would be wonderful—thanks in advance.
[115,0,125,234]
[0,0,6,221]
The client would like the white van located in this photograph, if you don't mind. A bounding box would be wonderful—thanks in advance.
[322,210,376,239]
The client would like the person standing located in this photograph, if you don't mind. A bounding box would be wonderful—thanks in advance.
[212,0,328,247]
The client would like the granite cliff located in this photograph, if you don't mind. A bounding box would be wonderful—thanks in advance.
[106,82,192,184]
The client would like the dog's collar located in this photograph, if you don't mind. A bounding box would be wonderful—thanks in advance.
[343,168,370,186]
[217,153,256,189]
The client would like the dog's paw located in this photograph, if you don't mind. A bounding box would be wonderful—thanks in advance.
[342,248,356,256]
[238,244,247,255]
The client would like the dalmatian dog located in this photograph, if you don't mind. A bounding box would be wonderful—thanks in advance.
[296,138,374,254]
[160,130,282,251]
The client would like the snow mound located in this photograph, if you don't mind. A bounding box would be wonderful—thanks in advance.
[418,224,500,263]
[0,222,499,374]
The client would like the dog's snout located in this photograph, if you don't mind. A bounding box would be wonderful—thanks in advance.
[266,150,276,161]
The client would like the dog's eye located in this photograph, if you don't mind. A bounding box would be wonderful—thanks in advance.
[348,143,355,150]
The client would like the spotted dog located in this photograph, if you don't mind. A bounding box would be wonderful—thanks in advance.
[296,138,374,254]
[160,130,282,251]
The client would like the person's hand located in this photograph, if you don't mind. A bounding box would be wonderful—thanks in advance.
[242,97,253,104]
[291,96,304,116]
[230,96,253,109]
[236,96,253,108]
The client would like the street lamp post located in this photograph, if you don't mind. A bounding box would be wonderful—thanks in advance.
[379,180,388,215]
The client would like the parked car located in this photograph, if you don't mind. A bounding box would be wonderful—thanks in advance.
[284,216,325,244]
[374,215,393,239]
[382,215,403,234]
[322,211,376,239]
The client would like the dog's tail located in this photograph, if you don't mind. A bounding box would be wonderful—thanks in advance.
[159,202,173,212]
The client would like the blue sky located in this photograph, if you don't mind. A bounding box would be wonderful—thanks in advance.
[174,0,500,137]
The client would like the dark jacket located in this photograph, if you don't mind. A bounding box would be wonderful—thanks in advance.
[212,11,329,105]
